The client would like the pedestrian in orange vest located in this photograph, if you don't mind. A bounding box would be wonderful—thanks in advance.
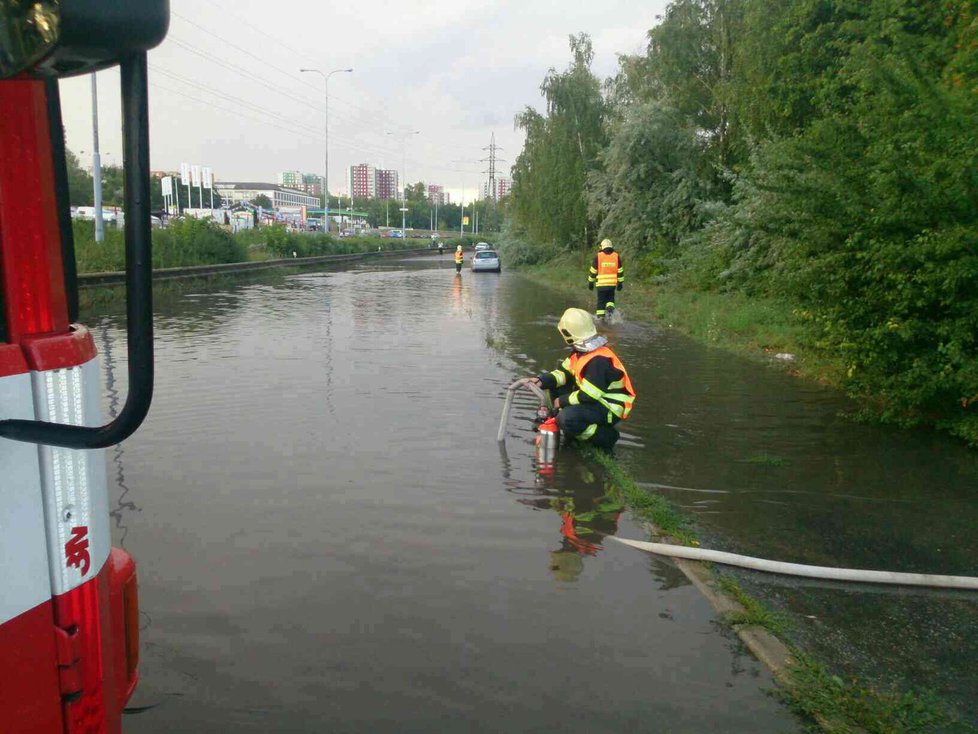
[526,308,636,450]
[588,238,624,318]
[455,245,464,273]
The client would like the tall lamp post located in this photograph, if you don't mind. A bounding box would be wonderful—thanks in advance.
[387,129,420,236]
[299,66,353,233]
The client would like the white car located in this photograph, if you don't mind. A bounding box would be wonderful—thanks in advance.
[471,250,501,273]
[474,242,491,251]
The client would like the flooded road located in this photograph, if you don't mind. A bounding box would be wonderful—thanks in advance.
[92,258,799,733]
[492,273,978,724]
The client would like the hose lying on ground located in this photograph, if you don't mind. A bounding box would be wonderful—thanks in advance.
[610,536,978,590]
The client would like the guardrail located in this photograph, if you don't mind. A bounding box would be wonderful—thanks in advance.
[78,247,434,287]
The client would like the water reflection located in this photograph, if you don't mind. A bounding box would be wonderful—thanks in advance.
[99,318,141,547]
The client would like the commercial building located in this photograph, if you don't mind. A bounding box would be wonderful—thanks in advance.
[278,171,325,197]
[214,182,319,209]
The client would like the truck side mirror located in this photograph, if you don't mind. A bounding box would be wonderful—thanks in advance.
[1,0,169,80]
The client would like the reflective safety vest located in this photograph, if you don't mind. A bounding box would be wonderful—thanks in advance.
[562,346,636,420]
[455,251,463,264]
[595,250,622,287]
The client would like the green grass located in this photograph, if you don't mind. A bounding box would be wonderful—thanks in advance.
[715,574,790,635]
[780,654,975,734]
[72,220,422,274]
[515,257,848,387]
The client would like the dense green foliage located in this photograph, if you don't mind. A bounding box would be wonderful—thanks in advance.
[72,219,424,274]
[507,1,978,444]
[510,34,607,249]
[73,218,247,272]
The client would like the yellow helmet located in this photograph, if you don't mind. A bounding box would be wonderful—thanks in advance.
[557,308,596,347]
[598,238,613,251]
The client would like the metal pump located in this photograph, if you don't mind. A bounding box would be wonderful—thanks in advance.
[498,378,559,466]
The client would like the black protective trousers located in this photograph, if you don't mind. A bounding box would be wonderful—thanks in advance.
[595,287,616,316]
[549,383,620,450]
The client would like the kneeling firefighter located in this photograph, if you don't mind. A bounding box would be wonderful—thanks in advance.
[527,308,636,450]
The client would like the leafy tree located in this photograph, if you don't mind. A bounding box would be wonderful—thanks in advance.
[251,194,272,208]
[66,150,94,206]
[511,33,607,249]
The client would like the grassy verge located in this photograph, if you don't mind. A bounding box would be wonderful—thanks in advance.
[517,254,847,387]
[576,445,970,733]
[73,219,423,274]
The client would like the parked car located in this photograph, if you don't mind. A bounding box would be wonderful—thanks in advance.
[471,249,501,273]
[389,230,405,239]
[475,242,491,251]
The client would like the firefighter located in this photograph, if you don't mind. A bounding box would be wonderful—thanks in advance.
[455,244,464,273]
[527,308,636,450]
[588,238,624,318]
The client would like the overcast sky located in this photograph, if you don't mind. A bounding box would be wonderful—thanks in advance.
[58,0,667,203]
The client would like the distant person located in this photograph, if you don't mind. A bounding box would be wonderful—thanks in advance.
[525,308,635,450]
[455,245,464,273]
[438,241,445,255]
[588,238,623,319]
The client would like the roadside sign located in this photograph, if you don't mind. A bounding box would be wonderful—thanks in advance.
[202,167,213,189]
[462,216,470,225]
[161,175,172,196]
[179,162,190,185]
[190,164,202,187]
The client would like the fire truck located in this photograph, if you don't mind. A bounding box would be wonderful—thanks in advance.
[0,2,169,732]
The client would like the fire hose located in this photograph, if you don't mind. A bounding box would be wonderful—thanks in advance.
[609,536,978,590]
[497,378,550,443]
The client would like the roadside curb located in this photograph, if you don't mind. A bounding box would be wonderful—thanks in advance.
[667,550,795,680]
[78,247,434,287]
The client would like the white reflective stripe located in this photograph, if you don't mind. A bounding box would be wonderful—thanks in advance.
[32,357,110,596]
[0,372,52,625]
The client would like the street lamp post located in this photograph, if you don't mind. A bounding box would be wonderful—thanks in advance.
[91,72,104,242]
[387,129,420,236]
[300,66,352,233]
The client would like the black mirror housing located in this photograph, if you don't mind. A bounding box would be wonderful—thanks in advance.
[1,0,169,79]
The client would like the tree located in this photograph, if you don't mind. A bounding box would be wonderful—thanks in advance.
[510,33,607,249]
[66,150,93,207]
[251,194,272,209]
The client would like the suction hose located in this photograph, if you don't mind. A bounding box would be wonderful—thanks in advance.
[610,537,978,590]
[498,378,550,443]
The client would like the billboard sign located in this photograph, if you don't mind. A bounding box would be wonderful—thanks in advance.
[161,175,172,196]
[180,162,190,185]
[202,166,213,189]
[190,164,202,187]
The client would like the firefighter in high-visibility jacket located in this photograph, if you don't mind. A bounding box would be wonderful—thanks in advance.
[527,308,636,450]
[455,245,464,273]
[588,238,624,318]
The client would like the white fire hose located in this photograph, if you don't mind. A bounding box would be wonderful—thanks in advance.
[610,536,978,590]
[497,378,550,443]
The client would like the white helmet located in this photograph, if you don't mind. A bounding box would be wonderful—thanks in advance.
[557,308,597,349]
[457,245,463,251]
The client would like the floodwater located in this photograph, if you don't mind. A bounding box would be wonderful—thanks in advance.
[91,257,800,733]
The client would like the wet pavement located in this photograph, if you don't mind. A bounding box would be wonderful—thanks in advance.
[92,257,800,733]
